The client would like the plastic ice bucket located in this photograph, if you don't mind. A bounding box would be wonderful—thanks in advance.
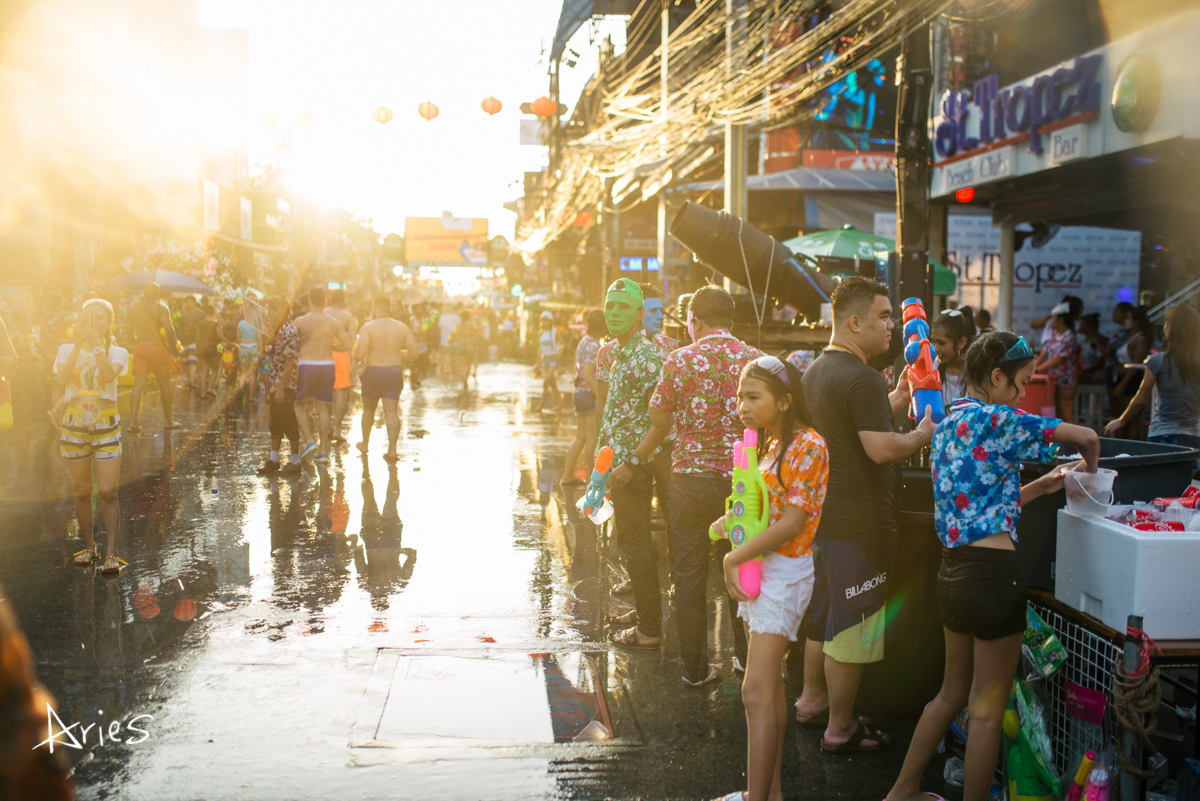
[1063,468,1116,517]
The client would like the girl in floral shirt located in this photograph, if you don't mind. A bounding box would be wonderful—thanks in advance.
[886,331,1099,801]
[713,355,828,801]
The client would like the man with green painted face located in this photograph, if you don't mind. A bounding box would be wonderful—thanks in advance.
[595,278,666,650]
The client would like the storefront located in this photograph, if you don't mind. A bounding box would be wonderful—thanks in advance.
[928,9,1200,331]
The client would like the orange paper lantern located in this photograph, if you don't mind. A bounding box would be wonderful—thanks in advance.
[531,96,557,117]
[417,101,439,122]
[298,112,319,129]
[372,105,394,124]
[481,96,502,116]
[174,599,198,621]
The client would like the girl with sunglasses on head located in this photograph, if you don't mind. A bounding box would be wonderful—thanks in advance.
[930,307,976,405]
[713,355,828,801]
[886,331,1098,801]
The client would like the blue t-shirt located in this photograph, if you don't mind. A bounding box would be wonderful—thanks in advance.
[932,397,1060,547]
[237,320,258,343]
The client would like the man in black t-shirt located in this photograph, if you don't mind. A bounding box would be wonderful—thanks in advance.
[796,277,934,754]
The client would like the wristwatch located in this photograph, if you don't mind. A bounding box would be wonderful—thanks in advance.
[626,454,642,468]
[91,347,105,356]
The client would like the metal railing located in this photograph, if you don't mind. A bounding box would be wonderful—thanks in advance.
[1148,276,1200,322]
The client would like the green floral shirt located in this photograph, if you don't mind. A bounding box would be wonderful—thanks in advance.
[596,334,664,464]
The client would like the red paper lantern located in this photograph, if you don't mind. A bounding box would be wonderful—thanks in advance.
[531,96,557,117]
[417,102,439,122]
[955,187,975,203]
[481,96,502,116]
[372,105,394,125]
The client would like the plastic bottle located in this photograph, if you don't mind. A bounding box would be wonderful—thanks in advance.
[1083,752,1112,801]
[1067,751,1096,801]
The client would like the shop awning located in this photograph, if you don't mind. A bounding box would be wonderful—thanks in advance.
[669,166,896,194]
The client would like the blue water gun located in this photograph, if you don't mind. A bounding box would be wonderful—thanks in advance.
[576,446,615,524]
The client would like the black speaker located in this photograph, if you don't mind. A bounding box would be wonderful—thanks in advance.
[669,201,835,322]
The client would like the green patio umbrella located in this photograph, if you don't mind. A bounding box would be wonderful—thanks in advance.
[783,224,957,295]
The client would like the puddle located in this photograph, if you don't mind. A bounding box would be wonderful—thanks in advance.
[355,650,613,746]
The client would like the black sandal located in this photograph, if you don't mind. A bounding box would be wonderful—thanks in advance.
[608,626,660,651]
[605,610,638,626]
[820,722,890,754]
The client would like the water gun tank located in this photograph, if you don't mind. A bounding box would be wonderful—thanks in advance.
[669,201,835,322]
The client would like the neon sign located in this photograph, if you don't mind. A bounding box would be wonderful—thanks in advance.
[935,55,1102,158]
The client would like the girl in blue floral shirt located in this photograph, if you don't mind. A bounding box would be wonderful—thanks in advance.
[886,331,1099,801]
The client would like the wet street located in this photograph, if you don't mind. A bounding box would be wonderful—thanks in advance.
[1,363,940,801]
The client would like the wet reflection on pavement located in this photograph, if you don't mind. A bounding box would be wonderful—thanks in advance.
[0,363,920,800]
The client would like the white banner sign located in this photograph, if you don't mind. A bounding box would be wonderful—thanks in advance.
[242,296,270,337]
[875,213,1140,341]
[931,146,1017,197]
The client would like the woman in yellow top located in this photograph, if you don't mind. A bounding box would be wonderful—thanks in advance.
[53,299,129,574]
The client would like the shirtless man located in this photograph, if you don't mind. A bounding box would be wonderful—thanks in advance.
[326,288,358,442]
[293,287,352,463]
[126,282,180,431]
[354,296,418,461]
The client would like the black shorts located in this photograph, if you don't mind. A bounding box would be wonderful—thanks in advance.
[361,365,404,401]
[573,388,596,415]
[937,546,1026,640]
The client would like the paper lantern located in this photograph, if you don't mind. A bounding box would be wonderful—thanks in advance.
[174,599,198,621]
[298,112,319,129]
[257,113,276,130]
[417,102,439,122]
[133,589,159,619]
[531,96,557,117]
[372,105,394,125]
[481,96,502,116]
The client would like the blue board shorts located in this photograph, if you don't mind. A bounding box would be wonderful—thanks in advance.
[296,361,335,404]
[360,365,404,401]
[573,387,596,415]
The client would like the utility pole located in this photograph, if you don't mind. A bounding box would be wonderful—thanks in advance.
[724,0,749,294]
[654,0,670,292]
[894,21,932,310]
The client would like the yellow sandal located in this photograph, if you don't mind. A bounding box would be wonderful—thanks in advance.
[72,549,98,566]
[100,556,128,575]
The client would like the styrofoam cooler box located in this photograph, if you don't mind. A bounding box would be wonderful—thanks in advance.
[1055,510,1200,640]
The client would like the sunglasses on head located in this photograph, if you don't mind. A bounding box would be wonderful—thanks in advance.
[1001,336,1033,362]
[754,355,789,383]
[940,309,962,318]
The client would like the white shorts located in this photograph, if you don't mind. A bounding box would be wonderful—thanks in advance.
[736,553,815,641]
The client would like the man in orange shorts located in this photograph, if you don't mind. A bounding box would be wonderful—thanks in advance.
[326,289,358,443]
[127,282,180,431]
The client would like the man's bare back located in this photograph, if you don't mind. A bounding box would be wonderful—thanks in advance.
[295,310,351,361]
[355,317,417,367]
[128,298,172,345]
[327,306,357,353]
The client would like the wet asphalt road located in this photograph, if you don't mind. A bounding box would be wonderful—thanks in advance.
[0,362,949,801]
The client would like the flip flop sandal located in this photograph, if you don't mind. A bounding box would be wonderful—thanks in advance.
[605,610,638,626]
[821,722,891,755]
[796,706,830,728]
[72,549,98,567]
[99,556,129,575]
[611,580,634,595]
[608,627,660,651]
[681,664,721,687]
[797,707,872,729]
[127,424,142,433]
[714,792,746,801]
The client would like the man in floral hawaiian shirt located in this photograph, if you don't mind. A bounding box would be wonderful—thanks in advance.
[621,285,762,686]
[597,279,666,651]
[262,297,302,475]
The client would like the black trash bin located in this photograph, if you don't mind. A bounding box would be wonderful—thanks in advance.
[1018,437,1200,591]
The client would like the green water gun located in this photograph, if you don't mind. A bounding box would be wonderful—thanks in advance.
[1003,678,1063,801]
[710,428,770,598]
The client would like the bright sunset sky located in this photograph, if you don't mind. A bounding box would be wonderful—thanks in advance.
[196,0,627,242]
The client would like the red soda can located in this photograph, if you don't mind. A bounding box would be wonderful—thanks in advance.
[1184,486,1200,500]
[1132,507,1159,521]
[1133,521,1185,532]
[1151,497,1200,511]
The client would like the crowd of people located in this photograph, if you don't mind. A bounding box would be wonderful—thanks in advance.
[555,276,1200,801]
[5,273,1200,801]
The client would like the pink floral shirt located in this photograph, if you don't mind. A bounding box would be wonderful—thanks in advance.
[762,429,829,557]
[650,331,763,476]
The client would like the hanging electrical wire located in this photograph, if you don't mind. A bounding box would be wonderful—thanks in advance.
[516,0,956,254]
